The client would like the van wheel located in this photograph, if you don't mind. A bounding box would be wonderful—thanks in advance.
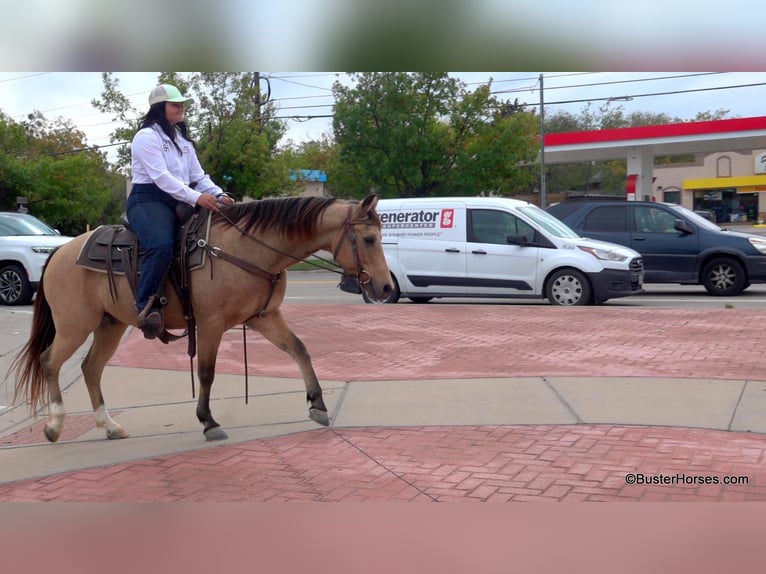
[546,269,592,306]
[362,274,400,304]
[0,264,33,305]
[408,297,432,303]
[702,257,746,296]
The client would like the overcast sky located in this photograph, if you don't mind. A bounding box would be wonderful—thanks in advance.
[2,72,766,155]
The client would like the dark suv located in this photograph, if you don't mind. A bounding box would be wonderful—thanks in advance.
[546,200,766,296]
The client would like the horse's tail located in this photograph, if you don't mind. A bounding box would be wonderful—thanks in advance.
[9,262,56,415]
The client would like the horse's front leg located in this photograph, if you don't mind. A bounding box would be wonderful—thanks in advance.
[195,327,228,441]
[247,310,329,426]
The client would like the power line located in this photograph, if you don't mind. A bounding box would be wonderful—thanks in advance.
[538,81,766,108]
[0,72,51,84]
[492,72,725,97]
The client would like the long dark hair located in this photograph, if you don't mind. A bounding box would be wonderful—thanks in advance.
[138,103,196,154]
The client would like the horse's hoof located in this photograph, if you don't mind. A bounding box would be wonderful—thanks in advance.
[309,408,329,427]
[43,425,60,443]
[106,427,129,440]
[204,427,228,441]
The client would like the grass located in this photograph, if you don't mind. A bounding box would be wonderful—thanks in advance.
[288,259,340,271]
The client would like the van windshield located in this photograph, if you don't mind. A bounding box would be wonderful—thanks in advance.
[518,205,581,239]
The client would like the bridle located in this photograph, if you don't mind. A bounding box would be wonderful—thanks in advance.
[331,203,374,292]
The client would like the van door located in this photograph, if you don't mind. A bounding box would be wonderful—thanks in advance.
[384,202,467,295]
[465,208,540,295]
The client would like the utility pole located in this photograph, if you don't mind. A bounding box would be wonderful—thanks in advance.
[253,72,261,133]
[251,72,272,134]
[539,73,547,209]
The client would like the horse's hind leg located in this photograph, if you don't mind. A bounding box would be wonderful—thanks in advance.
[246,310,329,426]
[39,326,94,442]
[82,318,130,440]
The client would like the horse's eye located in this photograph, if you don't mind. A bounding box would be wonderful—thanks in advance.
[363,235,375,245]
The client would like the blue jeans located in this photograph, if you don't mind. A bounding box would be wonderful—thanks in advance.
[126,184,180,311]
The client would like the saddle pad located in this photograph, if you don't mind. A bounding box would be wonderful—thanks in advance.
[75,225,136,274]
[75,215,211,275]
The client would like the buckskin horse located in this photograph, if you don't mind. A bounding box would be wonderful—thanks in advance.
[10,194,392,442]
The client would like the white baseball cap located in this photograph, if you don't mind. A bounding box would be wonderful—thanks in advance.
[148,84,194,106]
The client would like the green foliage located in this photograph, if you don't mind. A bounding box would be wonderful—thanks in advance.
[331,72,540,198]
[0,110,121,235]
[188,73,288,199]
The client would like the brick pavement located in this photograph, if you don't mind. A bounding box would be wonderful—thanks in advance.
[1,304,766,501]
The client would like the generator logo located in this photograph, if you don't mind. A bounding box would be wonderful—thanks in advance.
[380,209,455,230]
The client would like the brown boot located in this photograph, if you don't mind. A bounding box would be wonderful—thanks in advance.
[137,298,164,339]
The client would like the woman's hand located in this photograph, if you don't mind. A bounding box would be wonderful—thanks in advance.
[196,194,220,212]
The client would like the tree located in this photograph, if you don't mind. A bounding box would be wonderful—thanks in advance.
[332,72,539,198]
[189,73,287,198]
[18,113,122,234]
[0,112,30,210]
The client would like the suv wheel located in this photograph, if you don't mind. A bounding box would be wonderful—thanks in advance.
[0,264,33,305]
[702,257,746,296]
[546,268,592,306]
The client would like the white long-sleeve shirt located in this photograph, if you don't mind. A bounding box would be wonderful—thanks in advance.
[130,124,223,206]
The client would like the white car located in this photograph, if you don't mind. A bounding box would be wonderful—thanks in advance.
[0,212,73,305]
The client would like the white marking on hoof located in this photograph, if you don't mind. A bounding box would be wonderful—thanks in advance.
[45,402,66,442]
[95,404,127,440]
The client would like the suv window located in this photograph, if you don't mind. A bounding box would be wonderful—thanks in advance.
[0,213,59,236]
[582,206,627,232]
[633,205,677,233]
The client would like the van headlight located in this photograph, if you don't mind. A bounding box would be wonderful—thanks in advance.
[31,246,57,254]
[578,246,628,262]
[748,237,766,254]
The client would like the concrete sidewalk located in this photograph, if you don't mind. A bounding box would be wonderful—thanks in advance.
[1,304,766,501]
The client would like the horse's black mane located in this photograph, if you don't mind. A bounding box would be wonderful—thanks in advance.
[215,196,347,238]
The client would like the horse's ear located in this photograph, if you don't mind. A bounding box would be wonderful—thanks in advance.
[359,194,379,216]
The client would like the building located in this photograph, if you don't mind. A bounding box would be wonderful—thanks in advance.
[653,151,766,223]
[289,169,327,197]
[544,116,766,222]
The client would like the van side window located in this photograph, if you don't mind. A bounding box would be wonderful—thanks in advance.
[469,209,535,244]
[582,206,627,232]
[633,206,677,233]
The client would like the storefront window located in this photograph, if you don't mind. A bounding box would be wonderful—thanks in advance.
[693,189,758,223]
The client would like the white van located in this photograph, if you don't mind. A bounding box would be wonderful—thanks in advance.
[365,196,644,306]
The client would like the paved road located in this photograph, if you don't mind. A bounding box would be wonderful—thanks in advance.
[2,297,766,501]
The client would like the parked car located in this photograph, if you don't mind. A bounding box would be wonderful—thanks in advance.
[0,212,73,305]
[546,200,766,296]
[362,196,644,306]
